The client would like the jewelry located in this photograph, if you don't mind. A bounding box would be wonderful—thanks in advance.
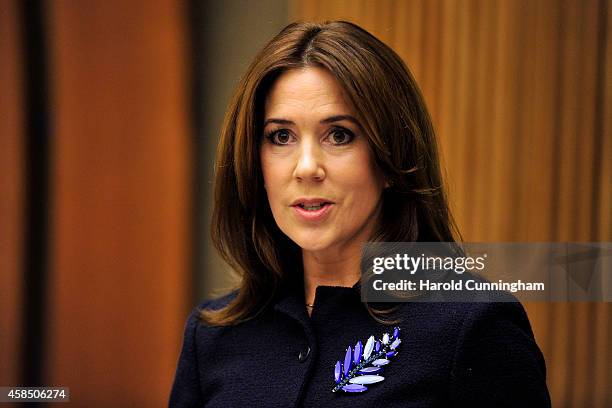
[306,303,314,308]
[332,326,401,393]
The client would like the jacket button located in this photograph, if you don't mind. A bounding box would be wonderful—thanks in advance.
[298,346,310,362]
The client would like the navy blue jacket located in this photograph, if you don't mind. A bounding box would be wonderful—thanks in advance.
[169,280,550,407]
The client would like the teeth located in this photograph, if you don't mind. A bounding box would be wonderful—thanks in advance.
[302,203,325,211]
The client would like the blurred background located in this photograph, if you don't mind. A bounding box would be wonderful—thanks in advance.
[0,0,610,406]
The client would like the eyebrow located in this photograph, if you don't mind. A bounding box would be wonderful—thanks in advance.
[263,115,362,128]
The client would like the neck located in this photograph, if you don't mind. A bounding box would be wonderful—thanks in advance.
[302,245,361,307]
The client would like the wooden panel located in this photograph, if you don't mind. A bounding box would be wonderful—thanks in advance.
[599,1,612,244]
[47,1,191,406]
[290,1,611,405]
[436,0,459,221]
[0,0,24,389]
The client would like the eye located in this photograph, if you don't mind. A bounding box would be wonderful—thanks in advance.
[266,129,294,145]
[327,128,354,145]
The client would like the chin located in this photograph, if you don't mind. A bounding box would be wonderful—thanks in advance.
[290,231,333,252]
[297,242,330,252]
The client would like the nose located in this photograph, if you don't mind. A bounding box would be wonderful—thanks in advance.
[293,139,325,182]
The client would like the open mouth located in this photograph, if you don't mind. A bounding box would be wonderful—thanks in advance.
[291,199,335,221]
[296,202,331,211]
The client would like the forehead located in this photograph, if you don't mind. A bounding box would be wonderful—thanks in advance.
[264,67,354,117]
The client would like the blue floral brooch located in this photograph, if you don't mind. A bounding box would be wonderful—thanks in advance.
[332,327,401,393]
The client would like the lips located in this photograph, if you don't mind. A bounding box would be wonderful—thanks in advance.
[291,198,335,221]
[291,198,334,207]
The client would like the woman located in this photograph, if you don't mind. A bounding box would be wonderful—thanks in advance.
[170,21,550,407]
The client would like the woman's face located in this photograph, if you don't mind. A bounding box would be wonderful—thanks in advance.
[260,67,386,255]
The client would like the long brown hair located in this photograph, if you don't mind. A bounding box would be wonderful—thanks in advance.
[202,20,460,325]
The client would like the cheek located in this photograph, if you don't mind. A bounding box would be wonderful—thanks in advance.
[260,159,271,191]
[348,167,384,220]
[335,151,385,198]
[260,151,287,208]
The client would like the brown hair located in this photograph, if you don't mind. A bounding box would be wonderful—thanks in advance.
[202,20,460,325]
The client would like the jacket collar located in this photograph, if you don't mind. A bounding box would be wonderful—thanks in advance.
[272,275,362,324]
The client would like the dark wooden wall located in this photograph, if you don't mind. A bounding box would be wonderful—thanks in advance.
[1,1,192,406]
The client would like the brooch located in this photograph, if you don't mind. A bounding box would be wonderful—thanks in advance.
[332,327,401,393]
